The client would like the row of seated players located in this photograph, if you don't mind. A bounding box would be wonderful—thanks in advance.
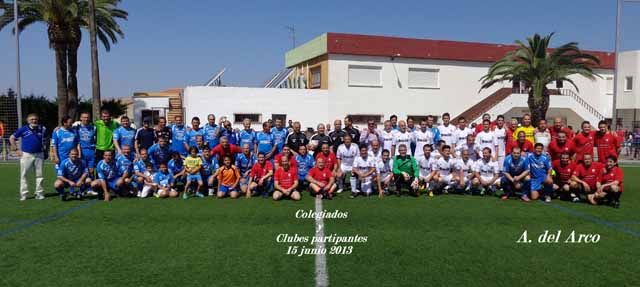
[53,134,624,208]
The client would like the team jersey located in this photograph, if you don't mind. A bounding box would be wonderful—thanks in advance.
[336,144,359,171]
[308,166,333,185]
[309,134,333,153]
[572,162,603,189]
[153,170,174,187]
[238,129,256,150]
[473,159,499,179]
[432,157,455,177]
[455,127,473,145]
[492,127,507,157]
[217,166,240,186]
[475,131,498,156]
[368,148,382,162]
[170,125,188,155]
[550,127,574,141]
[184,156,203,172]
[275,168,297,189]
[380,130,396,152]
[455,143,480,161]
[113,126,136,150]
[115,153,134,176]
[352,155,376,180]
[250,161,273,180]
[455,158,475,177]
[527,153,552,180]
[417,155,435,177]
[256,132,275,154]
[168,158,184,175]
[343,127,361,145]
[133,159,149,175]
[392,131,413,152]
[573,131,595,161]
[506,140,534,154]
[376,158,394,177]
[186,128,205,148]
[552,160,575,183]
[52,127,78,160]
[513,126,535,144]
[274,153,298,171]
[547,140,576,162]
[502,155,529,176]
[95,120,119,151]
[147,144,171,169]
[534,129,552,150]
[219,128,239,145]
[201,156,219,177]
[315,152,338,171]
[600,166,624,192]
[235,153,257,175]
[271,127,289,153]
[76,124,96,150]
[329,129,347,152]
[438,124,458,146]
[413,128,437,158]
[285,132,308,153]
[203,124,220,148]
[96,160,118,181]
[594,132,620,163]
[57,158,87,180]
[296,154,315,180]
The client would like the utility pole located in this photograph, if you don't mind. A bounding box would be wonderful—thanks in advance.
[285,25,296,49]
[613,0,640,130]
[14,0,22,128]
[89,0,101,120]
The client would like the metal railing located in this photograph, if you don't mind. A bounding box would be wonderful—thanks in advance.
[557,89,606,121]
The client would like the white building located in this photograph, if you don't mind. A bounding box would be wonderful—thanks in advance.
[135,33,640,130]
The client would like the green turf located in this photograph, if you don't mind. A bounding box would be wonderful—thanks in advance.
[0,163,638,286]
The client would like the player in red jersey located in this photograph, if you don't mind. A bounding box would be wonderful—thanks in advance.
[506,131,534,155]
[306,157,337,199]
[247,153,274,198]
[549,117,574,141]
[570,154,603,200]
[273,156,300,201]
[315,142,338,173]
[552,153,578,202]
[589,156,623,208]
[547,131,576,162]
[274,145,298,171]
[594,120,620,164]
[573,121,595,162]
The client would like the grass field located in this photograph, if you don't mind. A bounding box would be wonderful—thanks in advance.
[1,163,639,287]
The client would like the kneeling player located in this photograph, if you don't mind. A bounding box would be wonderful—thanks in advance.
[132,148,154,198]
[216,155,241,199]
[375,149,394,197]
[552,153,578,202]
[571,154,602,202]
[526,143,553,202]
[152,162,178,198]
[168,152,186,186]
[589,156,624,208]
[351,144,376,198]
[273,157,300,201]
[307,157,336,199]
[453,149,475,193]
[115,145,135,197]
[430,145,456,194]
[417,144,436,196]
[91,150,119,201]
[54,149,91,201]
[201,146,219,196]
[500,147,530,200]
[248,153,273,198]
[471,147,500,195]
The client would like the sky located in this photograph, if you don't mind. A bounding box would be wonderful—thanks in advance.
[1,0,639,99]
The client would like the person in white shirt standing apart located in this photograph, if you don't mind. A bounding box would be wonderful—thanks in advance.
[475,119,498,162]
[492,115,508,171]
[438,113,458,148]
[10,113,47,201]
[335,134,359,194]
[534,119,552,151]
[413,118,437,159]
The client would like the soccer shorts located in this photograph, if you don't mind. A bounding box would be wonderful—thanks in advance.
[239,174,250,187]
[530,179,545,191]
[104,178,119,191]
[480,176,498,185]
[379,173,392,183]
[219,184,235,193]
[187,174,202,182]
[440,174,453,183]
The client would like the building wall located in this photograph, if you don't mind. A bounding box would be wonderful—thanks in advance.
[132,96,170,127]
[289,54,329,89]
[616,51,640,109]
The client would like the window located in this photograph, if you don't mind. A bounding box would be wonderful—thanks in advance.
[234,113,261,124]
[310,67,321,89]
[271,114,287,123]
[407,115,439,124]
[408,68,439,89]
[141,110,160,125]
[347,114,383,125]
[348,65,382,87]
[606,77,613,94]
[625,76,633,91]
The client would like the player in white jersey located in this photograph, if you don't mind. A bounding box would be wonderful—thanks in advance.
[492,115,508,170]
[368,140,383,162]
[413,119,437,159]
[380,120,396,153]
[335,134,359,193]
[438,113,458,147]
[417,144,436,196]
[534,119,552,150]
[375,149,394,197]
[475,119,498,161]
[351,144,377,197]
[431,145,456,194]
[392,120,413,156]
[455,134,480,161]
[453,149,475,193]
[471,147,501,195]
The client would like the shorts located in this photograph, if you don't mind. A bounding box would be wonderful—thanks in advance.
[239,174,251,187]
[219,184,236,193]
[187,174,203,182]
[480,176,498,185]
[379,173,392,183]
[439,174,453,183]
[103,178,119,191]
[530,179,546,191]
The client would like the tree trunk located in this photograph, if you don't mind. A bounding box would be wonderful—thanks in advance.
[89,0,102,119]
[67,47,79,120]
[527,84,550,127]
[54,46,69,121]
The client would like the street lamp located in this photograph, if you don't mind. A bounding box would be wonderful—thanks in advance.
[612,0,640,130]
[14,0,22,128]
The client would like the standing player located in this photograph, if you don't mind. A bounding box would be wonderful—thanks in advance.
[203,114,220,149]
[343,116,361,145]
[155,117,172,142]
[170,115,189,157]
[307,157,336,199]
[216,155,241,199]
[329,119,347,153]
[10,113,47,201]
[500,147,530,200]
[431,145,456,194]
[438,113,458,147]
[274,145,298,171]
[552,153,578,202]
[238,118,257,153]
[186,117,205,148]
[92,150,119,201]
[380,120,396,153]
[236,144,256,195]
[295,145,315,191]
[351,144,377,197]
[571,154,602,202]
[271,118,289,154]
[54,149,90,201]
[506,131,534,155]
[336,134,359,194]
[471,148,500,195]
[52,116,79,169]
[134,119,156,154]
[526,143,554,202]
[550,117,574,141]
[512,114,535,144]
[594,120,620,164]
[492,115,508,170]
[474,114,494,135]
[113,116,136,155]
[256,122,277,160]
[76,112,97,177]
[95,109,119,161]
[590,156,623,208]
[247,153,273,198]
[534,119,552,150]
[474,119,498,161]
[273,157,300,201]
[210,136,243,162]
[359,120,383,150]
[316,143,338,177]
[573,121,595,162]
[285,121,308,155]
[454,117,473,152]
[392,144,419,196]
[548,131,576,162]
[391,120,412,156]
[310,124,333,155]
[455,135,480,161]
[413,119,437,159]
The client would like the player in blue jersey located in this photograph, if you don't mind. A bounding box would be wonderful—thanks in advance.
[235,143,257,194]
[152,162,178,198]
[115,145,135,196]
[54,149,90,201]
[76,112,97,171]
[132,148,154,198]
[295,145,315,190]
[526,143,554,202]
[271,118,289,154]
[170,115,189,156]
[168,151,186,184]
[219,120,239,145]
[148,137,172,170]
[200,145,219,196]
[51,116,79,168]
[256,122,276,160]
[238,118,257,152]
[186,117,205,148]
[203,114,220,148]
[113,116,136,155]
[500,146,531,201]
[91,150,120,201]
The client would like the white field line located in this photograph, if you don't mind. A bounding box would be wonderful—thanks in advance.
[314,196,329,287]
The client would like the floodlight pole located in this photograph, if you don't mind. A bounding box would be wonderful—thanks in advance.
[14,0,22,128]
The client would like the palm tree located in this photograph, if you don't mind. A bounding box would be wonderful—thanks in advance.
[480,33,601,125]
[0,0,126,120]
